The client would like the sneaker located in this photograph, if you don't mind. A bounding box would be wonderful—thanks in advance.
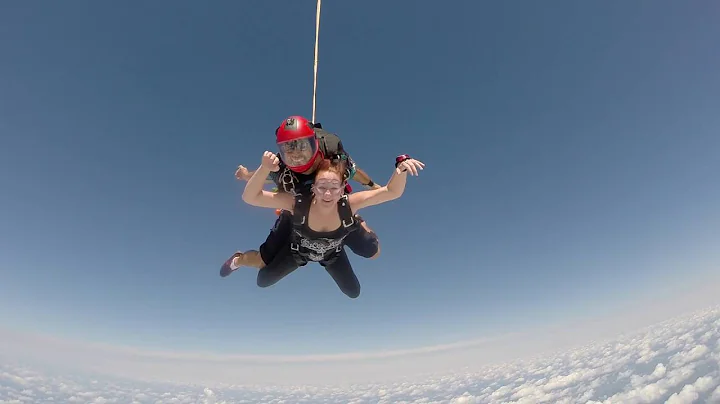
[220,252,243,277]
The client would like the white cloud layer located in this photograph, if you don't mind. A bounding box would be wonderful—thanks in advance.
[2,305,720,403]
[3,275,720,389]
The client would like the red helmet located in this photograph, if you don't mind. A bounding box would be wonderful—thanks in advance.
[275,115,321,172]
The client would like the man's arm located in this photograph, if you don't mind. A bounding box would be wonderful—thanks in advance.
[347,165,408,212]
[340,151,379,190]
[348,156,424,212]
[352,166,381,189]
[235,165,274,184]
[316,130,381,189]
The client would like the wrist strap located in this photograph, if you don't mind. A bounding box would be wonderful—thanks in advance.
[395,154,411,168]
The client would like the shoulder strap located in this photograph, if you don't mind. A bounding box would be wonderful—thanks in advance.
[336,195,356,228]
[292,192,313,228]
[289,192,313,258]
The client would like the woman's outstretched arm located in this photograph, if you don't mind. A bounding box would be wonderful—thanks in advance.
[348,155,424,213]
[242,151,295,211]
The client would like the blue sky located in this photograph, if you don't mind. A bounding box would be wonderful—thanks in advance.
[1,0,719,363]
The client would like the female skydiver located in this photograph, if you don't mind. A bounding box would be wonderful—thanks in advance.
[220,151,425,298]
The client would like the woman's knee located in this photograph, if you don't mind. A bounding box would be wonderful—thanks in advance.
[360,221,380,259]
[340,274,361,298]
[256,271,274,288]
[256,268,284,288]
[349,234,380,259]
[369,242,380,259]
[343,285,361,299]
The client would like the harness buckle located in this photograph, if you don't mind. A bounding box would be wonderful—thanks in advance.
[342,216,355,228]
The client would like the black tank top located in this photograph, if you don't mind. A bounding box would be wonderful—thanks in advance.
[289,193,358,262]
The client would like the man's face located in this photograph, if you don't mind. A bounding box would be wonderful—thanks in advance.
[278,137,317,169]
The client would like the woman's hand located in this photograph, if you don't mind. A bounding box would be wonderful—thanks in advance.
[261,151,281,172]
[396,158,425,176]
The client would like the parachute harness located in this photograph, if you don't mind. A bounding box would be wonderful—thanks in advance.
[312,0,322,124]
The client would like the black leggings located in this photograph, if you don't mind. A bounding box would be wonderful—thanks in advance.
[257,245,361,299]
[259,210,293,265]
[343,215,379,258]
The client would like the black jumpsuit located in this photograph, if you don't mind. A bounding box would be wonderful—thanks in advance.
[257,193,362,298]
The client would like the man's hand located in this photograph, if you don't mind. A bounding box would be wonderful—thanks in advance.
[235,162,276,184]
[235,165,251,181]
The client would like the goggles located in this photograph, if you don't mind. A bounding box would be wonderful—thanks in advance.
[313,179,344,196]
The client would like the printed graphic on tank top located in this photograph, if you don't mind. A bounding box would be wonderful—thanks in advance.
[290,193,357,262]
[294,232,349,262]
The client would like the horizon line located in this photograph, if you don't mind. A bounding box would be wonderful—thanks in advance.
[0,326,523,364]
